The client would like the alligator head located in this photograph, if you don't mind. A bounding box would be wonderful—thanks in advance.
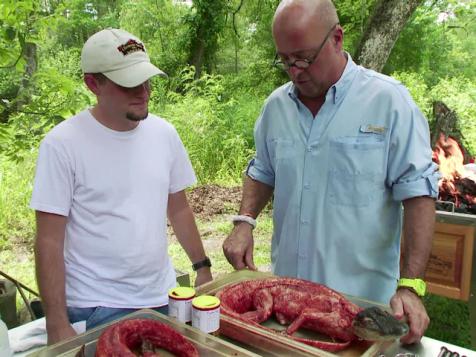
[352,306,409,341]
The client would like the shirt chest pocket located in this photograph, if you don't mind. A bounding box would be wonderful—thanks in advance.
[327,136,386,207]
[267,138,297,159]
[266,138,300,178]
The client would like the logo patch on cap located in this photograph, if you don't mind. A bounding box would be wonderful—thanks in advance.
[117,39,145,56]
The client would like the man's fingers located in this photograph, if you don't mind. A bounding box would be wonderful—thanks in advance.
[223,228,255,270]
[224,248,244,269]
[400,321,423,345]
[391,289,429,345]
[245,246,257,271]
[401,306,429,344]
[390,294,404,319]
[223,242,246,270]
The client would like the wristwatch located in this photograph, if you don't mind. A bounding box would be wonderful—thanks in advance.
[192,257,212,271]
[397,278,426,297]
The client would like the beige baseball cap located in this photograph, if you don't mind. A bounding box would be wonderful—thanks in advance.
[81,28,167,88]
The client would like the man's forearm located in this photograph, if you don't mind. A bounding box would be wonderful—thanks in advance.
[401,196,436,278]
[168,191,208,264]
[170,206,208,263]
[35,236,69,327]
[34,211,70,330]
[238,176,274,218]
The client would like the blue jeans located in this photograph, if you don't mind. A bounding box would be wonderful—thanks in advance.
[67,305,169,330]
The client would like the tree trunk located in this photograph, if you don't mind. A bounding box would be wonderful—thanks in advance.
[0,40,37,123]
[354,0,423,72]
[190,36,206,79]
[186,0,228,79]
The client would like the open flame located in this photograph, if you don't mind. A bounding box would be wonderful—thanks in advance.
[432,133,476,208]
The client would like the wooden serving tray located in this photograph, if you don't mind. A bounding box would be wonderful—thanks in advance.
[196,270,394,357]
[27,309,260,357]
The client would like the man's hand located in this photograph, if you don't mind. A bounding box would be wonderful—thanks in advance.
[222,222,256,270]
[46,322,77,345]
[390,288,430,345]
[194,267,213,287]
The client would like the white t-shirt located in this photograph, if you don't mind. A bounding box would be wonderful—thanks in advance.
[30,110,196,308]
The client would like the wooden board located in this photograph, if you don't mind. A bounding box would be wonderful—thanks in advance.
[426,222,474,300]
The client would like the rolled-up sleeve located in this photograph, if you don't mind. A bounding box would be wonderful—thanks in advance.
[392,163,439,201]
[388,86,440,201]
[246,105,276,187]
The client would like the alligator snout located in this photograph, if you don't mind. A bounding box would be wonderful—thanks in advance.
[352,306,409,341]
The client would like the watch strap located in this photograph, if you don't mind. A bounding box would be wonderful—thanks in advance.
[192,257,212,271]
[397,278,426,297]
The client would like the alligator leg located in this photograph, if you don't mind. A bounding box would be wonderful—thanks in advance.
[241,288,273,323]
[286,309,355,342]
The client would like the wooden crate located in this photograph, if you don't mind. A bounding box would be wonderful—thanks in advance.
[425,222,474,300]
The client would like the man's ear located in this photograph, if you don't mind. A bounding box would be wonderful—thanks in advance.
[84,74,101,95]
[333,26,344,48]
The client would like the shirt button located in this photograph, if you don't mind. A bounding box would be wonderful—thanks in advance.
[307,147,312,152]
[304,183,310,189]
[301,220,309,225]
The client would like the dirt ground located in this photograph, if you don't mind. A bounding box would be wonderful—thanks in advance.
[187,184,243,220]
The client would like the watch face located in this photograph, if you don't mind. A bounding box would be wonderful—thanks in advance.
[193,257,212,271]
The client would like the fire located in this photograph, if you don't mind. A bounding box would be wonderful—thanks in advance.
[432,133,476,207]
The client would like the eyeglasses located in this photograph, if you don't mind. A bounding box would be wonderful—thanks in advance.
[273,23,339,71]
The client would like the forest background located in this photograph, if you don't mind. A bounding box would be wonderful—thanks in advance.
[0,0,475,350]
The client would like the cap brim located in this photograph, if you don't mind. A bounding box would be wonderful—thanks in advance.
[103,61,167,88]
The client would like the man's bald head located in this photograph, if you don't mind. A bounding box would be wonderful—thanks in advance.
[271,0,346,101]
[272,0,338,39]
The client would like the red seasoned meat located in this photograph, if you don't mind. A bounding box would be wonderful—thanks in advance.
[216,277,361,352]
[95,318,199,357]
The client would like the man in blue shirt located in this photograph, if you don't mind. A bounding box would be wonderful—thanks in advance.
[223,0,439,345]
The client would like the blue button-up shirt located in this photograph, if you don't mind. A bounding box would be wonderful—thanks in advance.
[247,54,439,304]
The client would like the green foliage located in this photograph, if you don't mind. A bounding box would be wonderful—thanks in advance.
[0,157,36,250]
[424,294,471,349]
[183,0,231,76]
[335,0,376,54]
[395,72,476,155]
[119,0,190,78]
[430,77,476,154]
[215,0,279,76]
[47,0,121,48]
[373,72,428,132]
[2,64,91,161]
[392,71,433,120]
[0,0,38,70]
[385,3,449,82]
[386,0,476,84]
[153,66,260,184]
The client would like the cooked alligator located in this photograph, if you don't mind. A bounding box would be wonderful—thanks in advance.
[216,277,409,352]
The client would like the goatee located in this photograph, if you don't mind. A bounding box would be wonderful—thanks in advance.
[126,111,148,122]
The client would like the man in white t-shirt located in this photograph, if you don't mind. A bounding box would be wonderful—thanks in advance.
[30,28,213,345]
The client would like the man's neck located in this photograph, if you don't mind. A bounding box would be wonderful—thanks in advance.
[90,106,140,132]
[298,52,348,118]
[299,95,326,117]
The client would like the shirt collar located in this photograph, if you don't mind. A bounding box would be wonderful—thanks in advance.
[287,52,358,105]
